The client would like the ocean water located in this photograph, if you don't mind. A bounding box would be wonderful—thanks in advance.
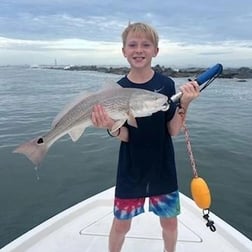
[0,66,251,248]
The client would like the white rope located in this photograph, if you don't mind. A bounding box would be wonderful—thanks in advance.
[182,122,198,178]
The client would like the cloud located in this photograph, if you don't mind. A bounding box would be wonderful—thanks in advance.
[0,0,252,66]
[155,38,252,67]
[0,36,123,65]
[1,0,252,42]
[0,36,121,52]
[1,35,251,67]
[0,13,125,41]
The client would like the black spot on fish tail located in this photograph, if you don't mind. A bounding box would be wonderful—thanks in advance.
[37,138,44,144]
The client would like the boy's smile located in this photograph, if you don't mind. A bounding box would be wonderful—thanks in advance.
[132,55,145,62]
[122,32,159,69]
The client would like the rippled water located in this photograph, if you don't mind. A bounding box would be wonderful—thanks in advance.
[0,66,251,247]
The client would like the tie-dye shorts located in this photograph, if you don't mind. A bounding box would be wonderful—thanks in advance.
[114,190,180,220]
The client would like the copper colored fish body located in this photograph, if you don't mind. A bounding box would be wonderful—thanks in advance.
[13,83,168,166]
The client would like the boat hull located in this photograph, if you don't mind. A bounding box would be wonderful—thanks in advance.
[1,187,251,252]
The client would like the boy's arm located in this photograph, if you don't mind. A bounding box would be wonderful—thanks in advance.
[168,81,199,136]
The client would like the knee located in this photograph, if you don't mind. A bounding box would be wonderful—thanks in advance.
[112,219,131,235]
[160,217,178,232]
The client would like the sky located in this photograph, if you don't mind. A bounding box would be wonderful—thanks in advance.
[0,0,251,67]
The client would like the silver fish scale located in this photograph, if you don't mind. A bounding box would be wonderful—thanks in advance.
[42,87,166,145]
[42,88,134,144]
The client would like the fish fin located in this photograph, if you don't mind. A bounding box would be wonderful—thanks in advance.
[52,91,93,128]
[68,126,86,142]
[13,137,48,167]
[111,120,126,132]
[103,79,122,90]
[127,113,138,128]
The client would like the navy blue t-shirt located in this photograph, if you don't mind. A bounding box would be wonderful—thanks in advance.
[116,72,178,198]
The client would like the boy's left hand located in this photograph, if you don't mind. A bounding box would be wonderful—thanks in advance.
[179,81,200,107]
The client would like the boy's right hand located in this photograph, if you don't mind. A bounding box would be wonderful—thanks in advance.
[91,104,115,130]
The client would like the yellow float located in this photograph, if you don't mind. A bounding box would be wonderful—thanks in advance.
[191,176,211,209]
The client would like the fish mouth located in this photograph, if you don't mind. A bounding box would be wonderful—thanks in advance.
[161,102,169,111]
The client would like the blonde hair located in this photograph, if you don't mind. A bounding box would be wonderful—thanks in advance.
[121,22,159,48]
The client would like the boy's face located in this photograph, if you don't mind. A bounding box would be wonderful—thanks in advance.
[122,31,159,69]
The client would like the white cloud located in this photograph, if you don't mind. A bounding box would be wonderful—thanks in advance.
[1,36,251,67]
[0,36,120,51]
[155,39,252,67]
[0,36,123,65]
[0,0,252,66]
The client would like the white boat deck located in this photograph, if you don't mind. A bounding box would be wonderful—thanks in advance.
[1,187,252,252]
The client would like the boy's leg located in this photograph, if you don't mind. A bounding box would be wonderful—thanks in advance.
[149,191,180,252]
[109,197,145,252]
[109,218,132,252]
[160,217,178,252]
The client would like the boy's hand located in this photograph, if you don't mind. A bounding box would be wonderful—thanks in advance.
[91,104,115,130]
[179,81,200,107]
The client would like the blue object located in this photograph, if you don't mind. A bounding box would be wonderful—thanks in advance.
[170,63,223,103]
[196,63,223,85]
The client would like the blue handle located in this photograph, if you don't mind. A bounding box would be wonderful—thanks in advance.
[170,63,223,103]
[196,63,223,85]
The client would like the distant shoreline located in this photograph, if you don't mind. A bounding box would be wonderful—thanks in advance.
[44,64,252,80]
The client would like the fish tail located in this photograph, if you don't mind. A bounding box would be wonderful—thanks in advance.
[13,137,49,167]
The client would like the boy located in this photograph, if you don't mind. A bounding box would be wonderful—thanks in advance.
[92,22,199,252]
